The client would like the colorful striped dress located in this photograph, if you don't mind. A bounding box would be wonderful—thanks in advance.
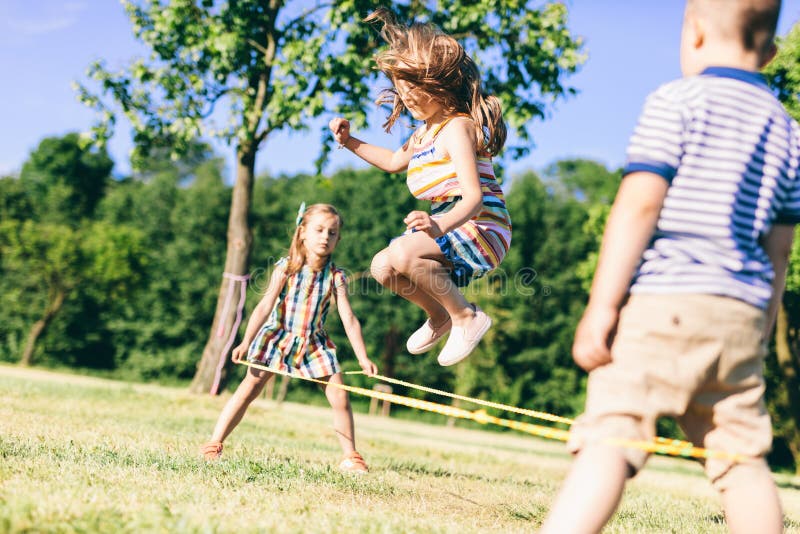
[406,116,512,286]
[247,257,346,378]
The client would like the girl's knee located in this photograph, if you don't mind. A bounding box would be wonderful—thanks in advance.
[385,240,417,274]
[370,250,396,284]
[328,388,350,409]
[240,372,270,399]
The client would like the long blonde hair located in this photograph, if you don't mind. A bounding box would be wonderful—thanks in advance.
[286,203,342,275]
[365,8,507,156]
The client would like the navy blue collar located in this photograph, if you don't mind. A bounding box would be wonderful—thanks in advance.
[701,66,769,90]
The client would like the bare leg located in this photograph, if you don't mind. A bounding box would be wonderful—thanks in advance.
[374,232,474,327]
[319,373,356,455]
[371,248,449,326]
[209,367,273,443]
[719,462,783,534]
[540,445,630,534]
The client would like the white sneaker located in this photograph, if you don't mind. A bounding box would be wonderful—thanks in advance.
[406,316,452,354]
[437,306,492,366]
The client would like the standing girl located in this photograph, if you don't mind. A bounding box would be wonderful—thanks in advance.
[202,204,377,473]
[329,9,511,367]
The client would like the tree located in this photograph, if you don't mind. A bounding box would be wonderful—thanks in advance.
[0,134,138,367]
[20,133,113,225]
[0,220,145,366]
[95,148,231,381]
[541,158,621,205]
[77,0,585,393]
[763,22,800,473]
[0,176,33,221]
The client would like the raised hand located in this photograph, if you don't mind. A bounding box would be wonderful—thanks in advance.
[328,117,351,148]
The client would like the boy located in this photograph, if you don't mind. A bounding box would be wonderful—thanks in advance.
[541,1,799,532]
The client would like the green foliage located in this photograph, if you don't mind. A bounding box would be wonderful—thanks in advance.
[542,158,621,205]
[94,151,231,380]
[0,219,146,368]
[575,203,611,292]
[764,22,800,473]
[0,177,33,221]
[764,23,800,120]
[19,133,112,225]
[76,1,584,166]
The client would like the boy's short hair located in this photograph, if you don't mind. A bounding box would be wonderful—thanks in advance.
[688,0,781,54]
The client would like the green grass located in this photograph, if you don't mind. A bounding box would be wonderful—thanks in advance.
[1,364,798,533]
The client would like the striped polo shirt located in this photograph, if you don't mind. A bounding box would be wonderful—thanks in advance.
[624,67,800,309]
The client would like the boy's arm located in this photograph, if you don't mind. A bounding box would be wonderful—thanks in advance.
[334,283,377,376]
[761,224,795,339]
[572,171,669,372]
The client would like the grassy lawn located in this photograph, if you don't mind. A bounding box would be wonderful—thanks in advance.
[1,364,798,533]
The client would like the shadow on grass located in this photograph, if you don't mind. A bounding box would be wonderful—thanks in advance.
[503,502,547,522]
[776,478,800,491]
[704,513,800,531]
[704,513,725,526]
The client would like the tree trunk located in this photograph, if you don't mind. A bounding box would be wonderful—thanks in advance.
[774,303,800,474]
[190,145,255,394]
[20,289,66,366]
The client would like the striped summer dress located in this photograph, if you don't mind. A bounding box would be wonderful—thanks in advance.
[406,115,512,286]
[247,257,347,378]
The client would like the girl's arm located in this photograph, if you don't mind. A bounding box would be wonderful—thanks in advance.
[334,282,378,376]
[329,117,414,173]
[405,117,482,236]
[437,118,483,233]
[231,266,286,362]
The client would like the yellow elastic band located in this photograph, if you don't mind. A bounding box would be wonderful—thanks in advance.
[237,361,749,463]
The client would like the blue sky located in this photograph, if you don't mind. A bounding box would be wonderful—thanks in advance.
[1,1,799,181]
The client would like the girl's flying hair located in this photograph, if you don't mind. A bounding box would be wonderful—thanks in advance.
[365,8,507,156]
[286,203,342,275]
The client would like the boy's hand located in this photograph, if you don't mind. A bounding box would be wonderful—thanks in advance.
[328,117,351,148]
[358,358,378,377]
[231,343,248,363]
[572,305,619,372]
[404,210,443,237]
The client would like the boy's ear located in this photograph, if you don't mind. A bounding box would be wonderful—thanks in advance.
[690,14,705,49]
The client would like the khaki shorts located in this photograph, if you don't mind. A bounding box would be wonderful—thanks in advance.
[567,294,773,488]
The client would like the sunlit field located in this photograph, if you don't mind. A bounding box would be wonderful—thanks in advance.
[1,364,798,533]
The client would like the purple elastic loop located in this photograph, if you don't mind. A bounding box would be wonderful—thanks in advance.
[210,272,251,395]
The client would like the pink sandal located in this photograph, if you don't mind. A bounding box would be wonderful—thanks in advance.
[339,451,369,473]
[201,441,223,461]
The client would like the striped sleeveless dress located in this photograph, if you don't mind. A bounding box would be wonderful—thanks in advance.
[406,116,512,286]
[247,257,346,378]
